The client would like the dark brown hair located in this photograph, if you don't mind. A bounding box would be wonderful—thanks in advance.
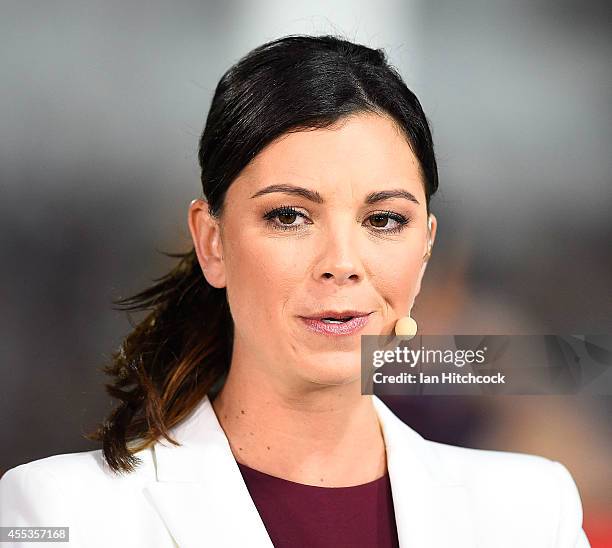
[86,33,439,474]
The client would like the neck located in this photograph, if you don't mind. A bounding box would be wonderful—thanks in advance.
[211,358,387,487]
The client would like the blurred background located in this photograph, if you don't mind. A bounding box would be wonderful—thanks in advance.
[1,0,610,544]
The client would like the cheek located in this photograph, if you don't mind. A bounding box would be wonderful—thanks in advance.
[369,243,424,310]
[223,235,301,327]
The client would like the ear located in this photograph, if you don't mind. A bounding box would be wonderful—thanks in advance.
[187,198,226,288]
[413,212,438,298]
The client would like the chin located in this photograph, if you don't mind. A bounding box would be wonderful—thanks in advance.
[297,354,362,387]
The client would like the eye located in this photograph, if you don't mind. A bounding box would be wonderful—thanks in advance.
[262,206,411,234]
[263,205,311,231]
[365,211,410,234]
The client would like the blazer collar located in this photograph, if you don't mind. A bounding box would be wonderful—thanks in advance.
[144,395,475,547]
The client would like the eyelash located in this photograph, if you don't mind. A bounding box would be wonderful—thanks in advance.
[262,205,411,234]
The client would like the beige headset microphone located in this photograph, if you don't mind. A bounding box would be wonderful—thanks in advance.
[394,215,433,338]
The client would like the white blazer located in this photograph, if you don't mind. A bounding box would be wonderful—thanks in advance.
[1,395,590,547]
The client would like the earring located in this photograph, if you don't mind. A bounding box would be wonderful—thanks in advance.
[394,313,417,339]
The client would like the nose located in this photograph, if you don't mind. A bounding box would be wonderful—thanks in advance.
[312,225,365,285]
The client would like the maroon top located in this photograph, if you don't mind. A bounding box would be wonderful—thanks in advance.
[236,461,400,548]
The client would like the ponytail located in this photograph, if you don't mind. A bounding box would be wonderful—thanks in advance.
[85,248,232,474]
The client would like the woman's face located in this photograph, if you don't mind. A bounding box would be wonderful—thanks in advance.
[190,112,437,390]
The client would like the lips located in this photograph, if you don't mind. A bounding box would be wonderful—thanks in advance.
[302,310,371,321]
[298,311,373,336]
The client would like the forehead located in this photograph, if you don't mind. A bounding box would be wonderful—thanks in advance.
[232,112,425,202]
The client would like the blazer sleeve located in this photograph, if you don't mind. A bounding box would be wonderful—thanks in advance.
[550,461,591,548]
[0,463,78,547]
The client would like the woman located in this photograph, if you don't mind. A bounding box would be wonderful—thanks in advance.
[0,34,589,548]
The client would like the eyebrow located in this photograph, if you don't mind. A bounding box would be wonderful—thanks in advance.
[250,184,420,205]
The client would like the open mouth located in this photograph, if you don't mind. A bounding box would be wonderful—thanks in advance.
[320,316,354,323]
[299,313,372,336]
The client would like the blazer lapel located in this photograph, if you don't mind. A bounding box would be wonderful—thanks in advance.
[145,394,475,548]
[144,396,274,548]
[372,396,476,547]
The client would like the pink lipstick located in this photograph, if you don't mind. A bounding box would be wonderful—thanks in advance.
[299,312,372,336]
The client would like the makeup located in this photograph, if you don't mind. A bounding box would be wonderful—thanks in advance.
[299,313,372,336]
